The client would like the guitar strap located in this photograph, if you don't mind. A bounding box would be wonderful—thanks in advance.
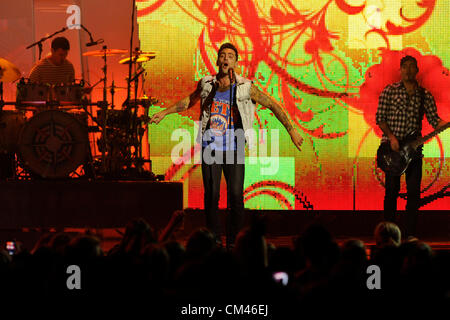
[407,86,425,141]
[418,86,425,126]
[415,86,426,155]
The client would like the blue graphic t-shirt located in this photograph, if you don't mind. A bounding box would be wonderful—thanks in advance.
[202,84,239,151]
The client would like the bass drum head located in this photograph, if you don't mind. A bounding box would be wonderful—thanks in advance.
[17,110,88,178]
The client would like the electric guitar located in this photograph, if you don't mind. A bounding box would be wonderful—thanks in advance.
[377,122,450,176]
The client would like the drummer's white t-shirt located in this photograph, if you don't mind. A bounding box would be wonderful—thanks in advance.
[29,58,75,85]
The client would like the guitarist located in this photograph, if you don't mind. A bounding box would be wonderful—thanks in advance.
[375,55,447,238]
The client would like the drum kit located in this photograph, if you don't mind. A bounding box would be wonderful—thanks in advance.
[0,48,159,180]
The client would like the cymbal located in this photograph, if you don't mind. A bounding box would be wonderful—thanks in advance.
[119,55,156,64]
[130,50,156,56]
[139,95,158,103]
[128,96,159,106]
[95,85,128,90]
[83,49,128,57]
[0,58,21,82]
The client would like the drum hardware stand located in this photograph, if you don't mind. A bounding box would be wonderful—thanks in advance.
[81,101,102,177]
[0,81,6,179]
[115,0,155,179]
[110,80,116,108]
[79,24,104,48]
[125,53,155,175]
[0,81,4,111]
[82,144,96,180]
[87,78,104,91]
[26,25,101,60]
[101,46,109,103]
[125,0,137,108]
[130,67,144,169]
[77,100,98,181]
[123,0,142,173]
[0,82,15,110]
[137,67,153,173]
[26,26,68,60]
[97,100,109,174]
[96,45,110,174]
[0,82,15,113]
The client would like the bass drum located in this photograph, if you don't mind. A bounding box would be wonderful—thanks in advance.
[17,110,88,178]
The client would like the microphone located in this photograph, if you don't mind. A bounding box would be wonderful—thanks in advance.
[86,39,104,47]
[80,24,104,47]
[228,67,234,84]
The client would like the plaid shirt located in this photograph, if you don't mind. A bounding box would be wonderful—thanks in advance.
[376,81,441,141]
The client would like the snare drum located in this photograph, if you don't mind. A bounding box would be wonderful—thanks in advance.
[16,79,85,110]
[53,82,84,107]
[16,81,51,108]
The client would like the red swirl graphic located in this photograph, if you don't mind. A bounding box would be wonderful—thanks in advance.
[346,48,450,137]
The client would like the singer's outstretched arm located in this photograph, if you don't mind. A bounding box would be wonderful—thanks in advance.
[250,85,303,151]
[149,82,201,124]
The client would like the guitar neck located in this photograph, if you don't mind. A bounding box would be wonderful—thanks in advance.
[412,122,450,149]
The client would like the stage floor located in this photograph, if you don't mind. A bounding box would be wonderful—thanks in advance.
[0,180,183,229]
[0,179,447,252]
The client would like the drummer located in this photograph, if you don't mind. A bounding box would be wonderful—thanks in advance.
[27,36,94,178]
[29,37,75,84]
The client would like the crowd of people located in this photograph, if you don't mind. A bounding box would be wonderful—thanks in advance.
[0,215,448,315]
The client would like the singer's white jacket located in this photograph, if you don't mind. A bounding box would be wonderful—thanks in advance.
[196,73,256,148]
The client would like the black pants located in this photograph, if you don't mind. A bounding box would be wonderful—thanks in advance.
[201,147,245,245]
[383,150,422,237]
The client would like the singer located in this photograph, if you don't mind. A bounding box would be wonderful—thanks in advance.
[29,36,74,84]
[150,43,303,248]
